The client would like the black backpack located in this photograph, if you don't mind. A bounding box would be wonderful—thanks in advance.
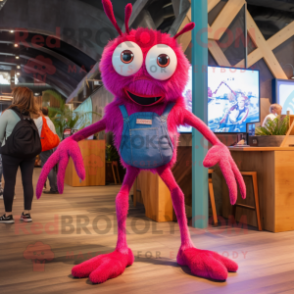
[0,107,42,159]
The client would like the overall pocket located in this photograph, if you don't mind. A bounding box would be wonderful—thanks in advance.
[129,127,163,168]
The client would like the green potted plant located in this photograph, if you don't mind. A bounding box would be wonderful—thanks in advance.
[44,90,100,139]
[250,115,289,147]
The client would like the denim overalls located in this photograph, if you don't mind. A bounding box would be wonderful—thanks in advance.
[119,103,175,169]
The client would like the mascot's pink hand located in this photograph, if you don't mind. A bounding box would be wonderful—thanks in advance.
[203,144,246,205]
[36,137,85,199]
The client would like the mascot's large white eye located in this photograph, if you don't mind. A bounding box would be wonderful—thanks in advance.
[145,44,177,80]
[112,41,143,76]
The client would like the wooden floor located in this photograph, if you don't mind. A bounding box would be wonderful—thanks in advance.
[1,169,294,294]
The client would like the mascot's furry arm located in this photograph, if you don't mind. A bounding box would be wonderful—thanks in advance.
[36,0,246,284]
[183,109,246,204]
[36,119,107,196]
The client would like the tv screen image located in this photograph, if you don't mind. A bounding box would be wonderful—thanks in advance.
[178,66,260,133]
[274,79,294,114]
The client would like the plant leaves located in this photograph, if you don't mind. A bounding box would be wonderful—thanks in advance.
[255,115,289,136]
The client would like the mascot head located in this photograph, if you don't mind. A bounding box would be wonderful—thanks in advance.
[99,0,195,106]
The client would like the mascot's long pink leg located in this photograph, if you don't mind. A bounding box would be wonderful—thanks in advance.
[71,166,140,284]
[157,166,238,281]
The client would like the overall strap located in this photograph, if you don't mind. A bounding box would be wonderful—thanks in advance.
[161,103,175,122]
[119,105,129,122]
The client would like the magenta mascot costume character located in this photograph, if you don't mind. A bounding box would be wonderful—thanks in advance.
[36,0,246,284]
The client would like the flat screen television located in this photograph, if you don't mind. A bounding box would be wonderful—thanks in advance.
[273,79,294,114]
[178,66,260,133]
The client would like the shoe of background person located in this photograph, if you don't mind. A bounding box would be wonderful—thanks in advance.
[0,214,14,224]
[43,190,59,194]
[20,212,32,222]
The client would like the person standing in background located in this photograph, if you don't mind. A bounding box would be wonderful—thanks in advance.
[262,104,282,127]
[34,107,59,194]
[0,87,41,223]
[0,155,3,198]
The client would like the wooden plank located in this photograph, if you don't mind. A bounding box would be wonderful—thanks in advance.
[209,0,245,40]
[136,170,174,222]
[221,151,275,231]
[157,177,174,222]
[6,169,294,293]
[175,14,192,52]
[208,0,221,13]
[175,0,222,52]
[235,47,263,68]
[252,172,263,231]
[64,156,73,186]
[245,11,287,79]
[267,21,294,51]
[260,97,272,124]
[208,38,231,66]
[235,21,294,68]
[64,140,105,187]
[281,117,294,147]
[275,151,294,232]
[229,147,294,151]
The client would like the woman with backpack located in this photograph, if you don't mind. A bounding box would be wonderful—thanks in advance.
[0,87,41,224]
[34,107,59,194]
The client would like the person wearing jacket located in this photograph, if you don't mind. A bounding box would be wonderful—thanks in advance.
[0,87,40,224]
[34,107,59,194]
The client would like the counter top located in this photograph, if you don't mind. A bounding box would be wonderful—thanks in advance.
[229,146,294,151]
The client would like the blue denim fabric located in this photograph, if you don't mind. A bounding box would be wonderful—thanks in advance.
[119,103,175,169]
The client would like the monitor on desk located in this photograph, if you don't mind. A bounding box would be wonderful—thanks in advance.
[273,79,294,114]
[178,66,260,134]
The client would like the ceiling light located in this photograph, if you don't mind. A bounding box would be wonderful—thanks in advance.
[15,56,19,59]
[14,44,18,47]
[35,93,40,96]
[16,72,20,76]
[16,65,20,69]
[10,30,14,33]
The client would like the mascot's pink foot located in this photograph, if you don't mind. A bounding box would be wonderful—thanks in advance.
[177,247,238,281]
[71,248,134,284]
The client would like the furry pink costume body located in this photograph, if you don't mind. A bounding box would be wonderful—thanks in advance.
[36,0,246,284]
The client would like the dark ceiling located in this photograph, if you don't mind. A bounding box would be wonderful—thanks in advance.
[247,0,294,39]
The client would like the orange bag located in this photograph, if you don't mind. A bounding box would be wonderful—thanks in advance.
[40,117,60,152]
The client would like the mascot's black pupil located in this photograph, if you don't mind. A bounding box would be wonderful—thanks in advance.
[121,50,134,64]
[157,54,170,67]
[123,53,131,61]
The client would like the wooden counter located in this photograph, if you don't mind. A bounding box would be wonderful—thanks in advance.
[65,140,105,187]
[229,147,294,151]
[133,145,294,232]
[133,147,192,222]
[220,147,294,232]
